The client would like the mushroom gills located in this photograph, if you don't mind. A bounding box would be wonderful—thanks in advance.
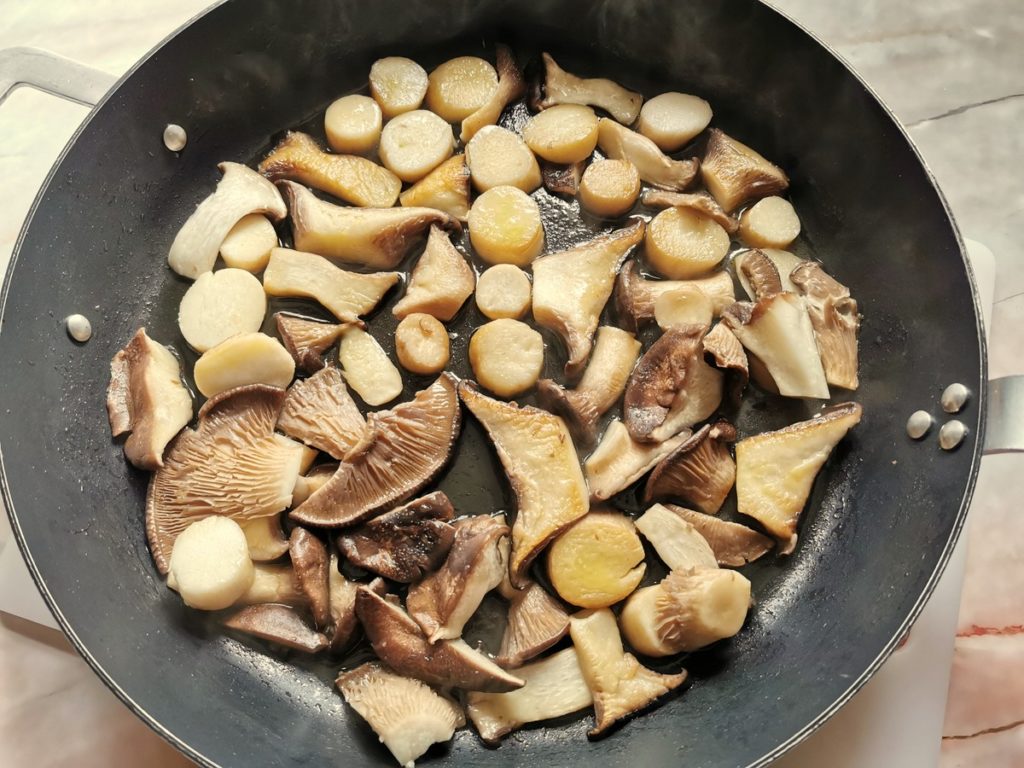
[585,420,691,502]
[701,128,789,212]
[223,604,327,653]
[641,189,739,234]
[615,260,735,331]
[532,52,642,124]
[734,247,804,299]
[791,261,860,390]
[461,44,526,142]
[276,366,371,460]
[663,505,774,567]
[399,155,471,221]
[274,313,348,373]
[497,580,570,667]
[596,118,699,191]
[392,224,475,321]
[634,503,718,571]
[644,421,737,514]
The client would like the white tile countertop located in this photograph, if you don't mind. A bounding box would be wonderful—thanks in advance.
[1,2,1022,767]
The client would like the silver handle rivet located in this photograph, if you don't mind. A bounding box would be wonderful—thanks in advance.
[941,383,970,413]
[163,123,187,152]
[906,410,933,440]
[939,420,968,451]
[65,314,92,343]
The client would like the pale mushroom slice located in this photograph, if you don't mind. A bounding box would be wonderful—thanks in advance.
[536,325,641,447]
[596,118,699,191]
[791,261,860,390]
[337,662,465,768]
[460,44,526,142]
[532,52,642,124]
[240,515,290,562]
[644,422,737,515]
[280,181,459,270]
[276,366,371,460]
[541,159,587,197]
[146,385,306,575]
[701,128,789,212]
[459,384,589,588]
[327,553,360,652]
[736,402,862,552]
[107,328,192,471]
[532,219,645,378]
[274,312,349,374]
[466,646,593,745]
[497,580,570,668]
[615,260,735,331]
[623,325,723,443]
[569,608,687,737]
[633,503,718,572]
[289,527,330,630]
[291,374,461,527]
[236,563,306,607]
[584,420,691,502]
[664,505,774,567]
[399,155,471,221]
[223,604,327,653]
[258,131,401,208]
[392,224,475,321]
[641,189,739,234]
[355,586,524,692]
[336,491,456,583]
[167,162,287,279]
[734,247,804,299]
[291,463,338,507]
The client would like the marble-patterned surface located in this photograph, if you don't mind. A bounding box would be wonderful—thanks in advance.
[0,1,1021,767]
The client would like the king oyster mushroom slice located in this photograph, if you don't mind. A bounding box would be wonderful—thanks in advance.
[399,155,471,221]
[337,491,456,583]
[146,385,306,575]
[280,180,460,270]
[291,462,338,507]
[536,325,641,447]
[541,159,587,197]
[461,44,526,142]
[585,420,692,502]
[408,514,510,643]
[532,219,645,378]
[700,128,789,213]
[734,247,804,299]
[355,586,525,692]
[288,527,330,630]
[337,662,465,768]
[569,607,687,737]
[466,646,594,745]
[634,503,719,571]
[641,189,739,234]
[392,224,476,322]
[168,162,287,279]
[107,328,193,471]
[736,402,862,553]
[790,261,860,390]
[276,366,371,461]
[663,505,774,567]
[615,260,735,332]
[623,325,723,443]
[274,313,349,373]
[291,374,461,527]
[644,421,737,514]
[259,131,401,208]
[327,553,364,652]
[596,118,699,191]
[223,604,327,653]
[702,322,750,402]
[459,384,589,588]
[236,563,306,607]
[532,52,642,124]
[497,580,570,668]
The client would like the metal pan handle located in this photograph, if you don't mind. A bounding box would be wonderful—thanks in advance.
[0,47,115,108]
[984,376,1024,454]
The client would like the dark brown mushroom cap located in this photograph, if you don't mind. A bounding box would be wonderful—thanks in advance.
[223,604,328,653]
[665,504,774,567]
[497,581,570,668]
[644,421,738,515]
[276,366,370,460]
[274,312,349,373]
[337,491,456,583]
[541,160,587,197]
[289,527,331,629]
[736,249,784,300]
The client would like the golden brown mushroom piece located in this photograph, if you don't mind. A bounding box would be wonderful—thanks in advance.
[541,159,587,197]
[700,128,789,212]
[615,260,735,332]
[531,52,642,124]
[276,366,371,461]
[596,118,699,191]
[634,503,720,571]
[584,420,692,502]
[640,189,739,234]
[274,313,348,373]
[496,580,570,668]
[644,421,737,514]
[223,604,327,653]
[399,154,471,221]
[791,261,860,390]
[288,527,330,630]
[460,44,526,142]
[662,505,774,567]
[391,224,476,322]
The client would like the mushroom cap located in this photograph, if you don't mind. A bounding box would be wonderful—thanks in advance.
[497,580,570,667]
[276,365,370,460]
[644,421,738,514]
[791,261,860,390]
[289,527,331,629]
[274,312,348,373]
[700,128,789,212]
[223,604,327,653]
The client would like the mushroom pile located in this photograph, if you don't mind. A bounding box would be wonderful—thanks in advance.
[106,45,863,767]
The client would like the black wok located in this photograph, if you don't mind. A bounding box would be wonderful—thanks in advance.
[0,1,988,766]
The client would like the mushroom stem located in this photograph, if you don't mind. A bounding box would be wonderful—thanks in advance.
[615,260,735,331]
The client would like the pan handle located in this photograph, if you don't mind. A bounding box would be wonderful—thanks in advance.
[984,376,1024,455]
[0,47,116,108]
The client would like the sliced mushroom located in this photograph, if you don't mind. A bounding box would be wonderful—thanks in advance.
[236,563,305,606]
[289,527,330,630]
[459,384,589,588]
[791,261,860,390]
[532,52,642,124]
[736,402,862,552]
[734,247,804,299]
[734,248,784,299]
[701,129,789,212]
[327,553,360,652]
[392,224,475,321]
[497,580,570,667]
[107,328,193,471]
[532,220,645,378]
[663,505,774,567]
[280,180,459,270]
[355,585,524,692]
[167,162,287,279]
[274,313,348,373]
[466,646,594,745]
[337,662,465,768]
[258,131,401,208]
[291,374,461,527]
[291,463,338,507]
[584,420,692,502]
[240,515,290,562]
[399,154,471,221]
[166,516,255,610]
[536,325,641,447]
[640,189,738,234]
[623,325,723,443]
[541,159,587,197]
[633,503,718,571]
[223,604,327,653]
[702,322,749,400]
[569,607,686,737]
[146,386,305,575]
[644,422,737,514]
[596,118,699,191]
[337,491,456,583]
[276,366,370,460]
[615,260,735,331]
[461,44,526,142]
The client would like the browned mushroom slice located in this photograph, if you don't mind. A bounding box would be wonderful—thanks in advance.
[291,373,461,527]
[735,248,784,300]
[223,604,327,653]
[276,366,371,461]
[541,159,587,197]
[733,247,804,299]
[274,313,348,373]
[280,180,459,270]
[623,325,723,443]
[497,580,570,668]
[461,44,526,142]
[355,586,524,692]
[641,189,739,234]
[634,503,719,571]
[408,514,510,642]
[596,118,698,191]
[791,261,860,390]
[399,155,471,221]
[532,53,642,124]
[326,554,359,652]
[703,322,750,402]
[291,463,338,507]
[391,224,476,321]
[107,328,193,471]
[584,420,692,502]
[337,491,456,583]
[532,220,645,378]
[146,386,306,575]
[288,527,330,630]
[664,505,774,567]
[736,402,862,553]
[644,422,737,514]
[700,129,789,212]
[459,384,589,587]
[615,260,735,331]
